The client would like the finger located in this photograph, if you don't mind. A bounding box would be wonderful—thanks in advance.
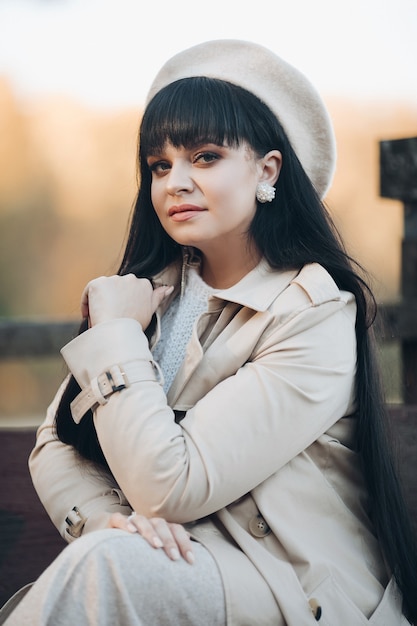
[129,514,164,549]
[108,512,138,534]
[80,284,90,319]
[169,522,195,564]
[149,518,195,563]
[151,285,174,312]
[150,518,183,561]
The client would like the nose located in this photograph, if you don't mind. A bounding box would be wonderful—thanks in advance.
[166,161,194,196]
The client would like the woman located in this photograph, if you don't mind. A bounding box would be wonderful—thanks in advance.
[2,40,416,625]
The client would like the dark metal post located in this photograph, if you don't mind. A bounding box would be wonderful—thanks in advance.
[380,136,417,403]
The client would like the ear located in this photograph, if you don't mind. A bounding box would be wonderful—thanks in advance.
[258,150,282,186]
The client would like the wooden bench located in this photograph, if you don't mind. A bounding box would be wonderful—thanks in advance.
[0,429,66,607]
[0,405,416,608]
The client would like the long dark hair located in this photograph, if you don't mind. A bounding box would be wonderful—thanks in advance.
[55,77,416,620]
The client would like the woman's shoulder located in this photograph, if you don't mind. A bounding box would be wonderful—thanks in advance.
[267,262,356,326]
[289,263,343,305]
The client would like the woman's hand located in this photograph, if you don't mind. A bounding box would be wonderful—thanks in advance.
[80,274,173,328]
[108,512,195,565]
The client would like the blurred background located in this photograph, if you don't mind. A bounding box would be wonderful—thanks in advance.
[0,0,416,422]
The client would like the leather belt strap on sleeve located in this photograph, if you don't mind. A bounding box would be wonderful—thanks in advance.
[70,360,163,424]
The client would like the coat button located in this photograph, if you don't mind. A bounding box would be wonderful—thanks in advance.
[309,598,322,621]
[248,514,271,537]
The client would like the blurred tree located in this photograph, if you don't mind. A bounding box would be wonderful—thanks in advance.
[0,191,60,316]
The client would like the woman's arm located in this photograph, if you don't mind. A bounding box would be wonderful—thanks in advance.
[29,378,132,542]
[31,380,195,563]
[61,279,357,523]
[29,276,172,540]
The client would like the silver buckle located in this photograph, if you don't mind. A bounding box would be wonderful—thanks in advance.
[65,506,87,538]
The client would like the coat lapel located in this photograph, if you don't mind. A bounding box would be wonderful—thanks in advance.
[166,264,299,409]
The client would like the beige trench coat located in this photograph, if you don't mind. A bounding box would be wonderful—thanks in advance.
[29,261,407,625]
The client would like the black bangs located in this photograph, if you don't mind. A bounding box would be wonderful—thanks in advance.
[139,77,265,157]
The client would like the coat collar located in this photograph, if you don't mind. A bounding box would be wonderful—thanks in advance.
[154,254,300,314]
[210,259,300,312]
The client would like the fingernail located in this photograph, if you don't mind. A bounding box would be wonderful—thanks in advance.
[153,537,163,548]
[170,548,180,561]
[127,523,137,533]
[185,551,195,564]
[165,285,174,295]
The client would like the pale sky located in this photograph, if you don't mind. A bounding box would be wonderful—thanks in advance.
[0,0,416,109]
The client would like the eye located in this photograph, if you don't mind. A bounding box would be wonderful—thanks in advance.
[193,151,220,165]
[148,160,171,176]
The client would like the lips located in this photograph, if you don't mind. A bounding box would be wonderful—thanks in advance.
[168,204,206,222]
[168,204,205,216]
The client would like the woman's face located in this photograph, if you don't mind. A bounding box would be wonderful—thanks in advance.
[147,141,263,256]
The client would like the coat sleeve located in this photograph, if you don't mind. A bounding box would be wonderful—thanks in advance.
[29,377,133,542]
[57,288,357,524]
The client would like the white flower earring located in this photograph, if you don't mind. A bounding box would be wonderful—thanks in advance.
[256,182,276,203]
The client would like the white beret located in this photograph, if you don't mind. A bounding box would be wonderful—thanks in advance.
[146,39,336,199]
